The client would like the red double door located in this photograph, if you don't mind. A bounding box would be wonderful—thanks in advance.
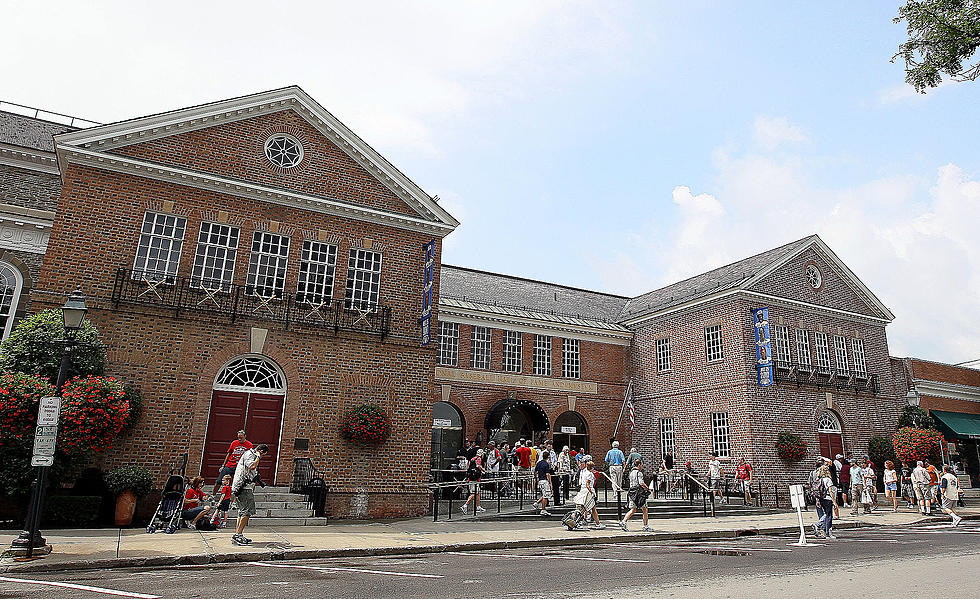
[818,432,844,460]
[202,390,284,485]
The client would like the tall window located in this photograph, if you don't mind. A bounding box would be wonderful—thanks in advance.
[470,326,491,369]
[773,325,791,365]
[502,330,522,373]
[833,336,849,375]
[345,248,382,310]
[711,412,730,458]
[795,329,812,369]
[133,211,186,283]
[656,338,671,372]
[438,321,459,366]
[852,339,868,377]
[0,262,23,340]
[562,338,580,379]
[533,335,552,376]
[191,222,240,291]
[705,325,724,363]
[246,231,290,298]
[296,240,337,305]
[660,418,675,460]
[814,332,831,372]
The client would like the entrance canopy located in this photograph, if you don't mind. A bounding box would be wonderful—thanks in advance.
[932,410,980,440]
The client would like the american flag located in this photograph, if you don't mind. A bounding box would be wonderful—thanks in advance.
[626,381,635,434]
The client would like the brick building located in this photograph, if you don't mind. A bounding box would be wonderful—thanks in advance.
[892,357,980,486]
[1,90,912,517]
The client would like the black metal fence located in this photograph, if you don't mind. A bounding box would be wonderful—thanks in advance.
[430,472,539,521]
[112,268,392,337]
[291,457,329,517]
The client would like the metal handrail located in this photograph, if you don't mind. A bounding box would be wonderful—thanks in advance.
[0,100,102,128]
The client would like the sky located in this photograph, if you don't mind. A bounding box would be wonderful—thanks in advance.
[2,1,978,364]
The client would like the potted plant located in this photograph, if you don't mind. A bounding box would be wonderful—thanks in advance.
[775,432,807,462]
[340,404,391,445]
[104,465,153,526]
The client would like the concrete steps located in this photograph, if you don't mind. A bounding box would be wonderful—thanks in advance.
[477,498,778,522]
[236,486,323,525]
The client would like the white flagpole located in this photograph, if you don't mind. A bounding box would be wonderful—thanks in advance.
[613,380,632,440]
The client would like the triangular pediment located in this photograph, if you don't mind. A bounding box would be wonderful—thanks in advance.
[744,236,893,321]
[52,86,458,235]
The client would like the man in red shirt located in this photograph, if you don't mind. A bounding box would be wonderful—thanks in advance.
[214,430,252,494]
[182,476,212,529]
[514,441,532,492]
[735,457,753,503]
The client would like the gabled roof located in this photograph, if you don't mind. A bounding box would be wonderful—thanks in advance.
[440,265,630,326]
[0,111,75,152]
[53,86,458,234]
[619,234,894,323]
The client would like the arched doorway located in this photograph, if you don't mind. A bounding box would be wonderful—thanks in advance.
[817,411,844,459]
[0,262,24,341]
[431,402,465,481]
[202,355,286,485]
[553,411,589,454]
[485,398,550,447]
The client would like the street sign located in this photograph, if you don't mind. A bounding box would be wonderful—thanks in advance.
[32,434,56,456]
[560,426,577,434]
[432,418,452,427]
[37,396,61,426]
[31,455,54,467]
[787,484,820,547]
[789,483,804,508]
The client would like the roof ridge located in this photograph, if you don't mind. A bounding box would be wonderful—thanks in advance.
[441,264,630,299]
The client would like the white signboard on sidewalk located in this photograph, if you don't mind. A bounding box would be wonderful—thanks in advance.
[789,484,804,508]
[31,396,61,467]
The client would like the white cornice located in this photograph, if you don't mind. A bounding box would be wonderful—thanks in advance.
[439,304,633,346]
[621,288,891,328]
[915,379,980,403]
[0,144,60,174]
[53,87,459,230]
[57,146,455,237]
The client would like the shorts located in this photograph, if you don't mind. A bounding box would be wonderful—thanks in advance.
[574,489,595,511]
[885,481,897,492]
[217,465,237,484]
[218,498,231,511]
[235,488,256,517]
[537,479,553,501]
[468,481,481,494]
[941,495,955,510]
[737,479,751,493]
[710,477,722,490]
[181,506,206,521]
[930,486,940,500]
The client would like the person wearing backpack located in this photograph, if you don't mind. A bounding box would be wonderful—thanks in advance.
[807,458,827,534]
[813,465,836,539]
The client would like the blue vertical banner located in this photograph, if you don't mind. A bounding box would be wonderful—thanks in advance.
[752,307,773,387]
[420,240,435,346]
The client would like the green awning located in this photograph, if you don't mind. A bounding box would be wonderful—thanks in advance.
[931,410,980,440]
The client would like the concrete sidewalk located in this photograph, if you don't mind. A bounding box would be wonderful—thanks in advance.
[2,508,976,573]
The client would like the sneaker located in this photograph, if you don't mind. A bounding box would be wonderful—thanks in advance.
[590,523,606,530]
[952,515,962,527]
[826,534,837,539]
[540,510,552,516]
[231,534,247,546]
[476,506,486,513]
[460,505,469,514]
[187,523,196,530]
[641,526,653,532]
[619,520,628,532]
[811,523,819,536]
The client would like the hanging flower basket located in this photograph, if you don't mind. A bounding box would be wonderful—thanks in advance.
[340,404,391,445]
[775,431,807,462]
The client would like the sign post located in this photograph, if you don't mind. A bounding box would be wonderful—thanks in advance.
[11,396,61,557]
[788,484,812,547]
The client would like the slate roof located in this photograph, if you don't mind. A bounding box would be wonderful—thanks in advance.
[0,111,76,152]
[440,265,630,325]
[618,235,816,320]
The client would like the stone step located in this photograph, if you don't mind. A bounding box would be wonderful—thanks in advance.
[254,500,312,510]
[252,490,307,502]
[244,516,330,526]
[252,486,297,495]
[254,508,315,518]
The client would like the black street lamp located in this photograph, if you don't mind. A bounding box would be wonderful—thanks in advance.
[9,289,88,557]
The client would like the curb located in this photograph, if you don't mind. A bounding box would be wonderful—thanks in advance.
[1,514,973,574]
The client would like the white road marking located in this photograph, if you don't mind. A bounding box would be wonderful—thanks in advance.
[0,576,161,598]
[598,542,792,553]
[446,551,648,563]
[248,561,443,579]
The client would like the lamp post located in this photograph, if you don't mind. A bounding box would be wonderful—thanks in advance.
[9,289,87,557]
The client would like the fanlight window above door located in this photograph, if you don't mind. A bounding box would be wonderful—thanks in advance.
[817,411,842,434]
[214,355,286,393]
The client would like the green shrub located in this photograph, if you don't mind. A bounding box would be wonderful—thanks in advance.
[868,435,897,468]
[0,309,105,382]
[104,466,153,498]
[43,495,101,527]
[897,406,934,430]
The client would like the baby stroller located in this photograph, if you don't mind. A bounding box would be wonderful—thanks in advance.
[561,490,596,531]
[146,453,188,534]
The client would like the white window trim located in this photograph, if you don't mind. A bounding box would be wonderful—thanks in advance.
[833,335,849,376]
[438,321,459,367]
[711,412,730,458]
[296,239,337,306]
[795,329,812,370]
[562,338,580,379]
[470,325,492,370]
[705,325,724,363]
[656,337,671,372]
[534,334,552,376]
[191,221,240,291]
[345,247,383,310]
[660,418,675,460]
[132,211,187,283]
[264,133,304,169]
[246,230,290,298]
[0,262,23,341]
[773,325,791,364]
[814,331,831,372]
[502,330,522,373]
[852,338,868,377]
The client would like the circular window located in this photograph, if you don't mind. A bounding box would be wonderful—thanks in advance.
[264,134,304,169]
[805,263,822,290]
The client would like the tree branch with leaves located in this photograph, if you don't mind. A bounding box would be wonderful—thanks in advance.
[893,0,980,92]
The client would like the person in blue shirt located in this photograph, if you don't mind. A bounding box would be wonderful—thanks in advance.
[605,440,626,491]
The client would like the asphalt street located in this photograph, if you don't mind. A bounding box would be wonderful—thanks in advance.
[2,522,979,598]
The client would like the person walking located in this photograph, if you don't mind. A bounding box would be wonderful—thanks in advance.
[939,464,963,527]
[901,461,915,509]
[808,458,827,533]
[486,440,501,477]
[815,465,837,539]
[620,460,653,532]
[556,446,572,505]
[838,454,851,508]
[912,460,931,515]
[533,450,555,516]
[213,430,252,495]
[735,457,753,504]
[605,441,626,491]
[925,460,940,508]
[850,459,866,516]
[231,443,268,546]
[461,449,486,514]
[570,459,603,530]
[863,460,878,511]
[707,453,729,502]
[626,447,642,472]
[883,460,899,512]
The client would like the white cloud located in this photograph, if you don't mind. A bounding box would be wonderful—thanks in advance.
[595,135,980,364]
[752,115,809,151]
[875,79,954,105]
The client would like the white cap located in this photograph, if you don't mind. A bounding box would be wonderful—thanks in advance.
[612,441,620,448]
